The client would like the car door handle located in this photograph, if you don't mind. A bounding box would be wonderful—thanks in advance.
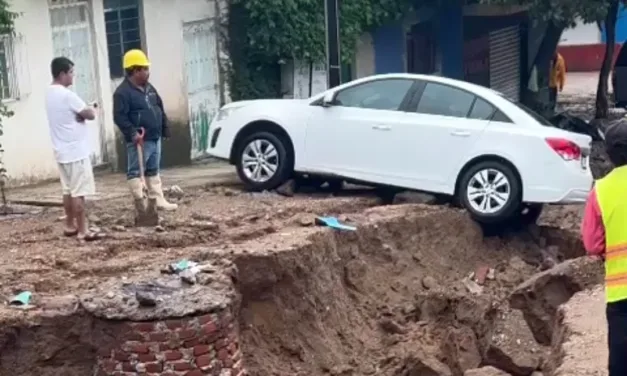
[450,130,471,137]
[372,125,391,131]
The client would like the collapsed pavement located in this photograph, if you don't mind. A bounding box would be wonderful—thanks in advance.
[0,198,607,376]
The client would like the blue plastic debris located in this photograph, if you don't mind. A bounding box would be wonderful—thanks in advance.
[315,216,356,231]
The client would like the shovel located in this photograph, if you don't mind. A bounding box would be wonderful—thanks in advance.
[134,128,159,227]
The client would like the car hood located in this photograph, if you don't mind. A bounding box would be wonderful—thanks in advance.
[222,98,307,110]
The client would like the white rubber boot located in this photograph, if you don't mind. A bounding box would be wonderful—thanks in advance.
[128,178,146,213]
[146,175,178,211]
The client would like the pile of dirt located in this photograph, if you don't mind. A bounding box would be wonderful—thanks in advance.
[228,204,596,376]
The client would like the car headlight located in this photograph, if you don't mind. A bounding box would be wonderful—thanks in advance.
[216,106,243,122]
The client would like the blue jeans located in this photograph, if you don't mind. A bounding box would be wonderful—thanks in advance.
[127,139,161,179]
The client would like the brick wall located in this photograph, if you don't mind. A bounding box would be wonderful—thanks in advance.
[95,310,244,376]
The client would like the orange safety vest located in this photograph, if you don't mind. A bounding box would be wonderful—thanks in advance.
[596,165,627,303]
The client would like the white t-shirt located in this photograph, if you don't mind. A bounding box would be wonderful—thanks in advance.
[45,84,91,163]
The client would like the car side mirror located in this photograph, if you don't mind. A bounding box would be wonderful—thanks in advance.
[322,92,335,107]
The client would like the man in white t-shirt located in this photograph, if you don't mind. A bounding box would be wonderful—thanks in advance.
[45,57,99,241]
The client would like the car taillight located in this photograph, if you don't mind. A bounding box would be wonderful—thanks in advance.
[545,137,581,161]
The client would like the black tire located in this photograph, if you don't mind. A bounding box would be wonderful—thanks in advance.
[234,131,292,191]
[458,160,522,224]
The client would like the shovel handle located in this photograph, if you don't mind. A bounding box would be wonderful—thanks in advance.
[137,143,146,185]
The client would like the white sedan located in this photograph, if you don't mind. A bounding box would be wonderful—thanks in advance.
[208,73,593,224]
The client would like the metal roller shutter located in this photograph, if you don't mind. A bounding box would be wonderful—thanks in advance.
[489,25,521,102]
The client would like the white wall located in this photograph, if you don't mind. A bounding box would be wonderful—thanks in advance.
[3,0,115,185]
[142,0,217,123]
[561,19,601,45]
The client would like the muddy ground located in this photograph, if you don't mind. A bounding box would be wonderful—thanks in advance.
[0,176,605,376]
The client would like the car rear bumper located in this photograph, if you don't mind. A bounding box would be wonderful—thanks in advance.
[524,162,593,204]
[553,187,591,204]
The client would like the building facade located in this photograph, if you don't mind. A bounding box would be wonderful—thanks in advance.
[283,4,530,104]
[2,0,227,185]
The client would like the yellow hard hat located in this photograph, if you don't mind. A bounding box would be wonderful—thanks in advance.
[123,49,150,69]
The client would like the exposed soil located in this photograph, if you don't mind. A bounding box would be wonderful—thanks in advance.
[0,177,601,376]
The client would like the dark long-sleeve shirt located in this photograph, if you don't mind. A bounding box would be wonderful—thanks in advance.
[112,78,170,143]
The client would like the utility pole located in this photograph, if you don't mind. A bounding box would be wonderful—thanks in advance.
[324,0,341,88]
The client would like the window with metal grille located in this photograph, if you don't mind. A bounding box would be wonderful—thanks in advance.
[0,35,18,100]
[104,0,142,78]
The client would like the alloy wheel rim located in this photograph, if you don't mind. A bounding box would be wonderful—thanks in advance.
[241,139,279,183]
[466,168,511,214]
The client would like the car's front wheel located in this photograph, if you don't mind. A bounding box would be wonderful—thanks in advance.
[235,131,292,191]
[459,161,522,224]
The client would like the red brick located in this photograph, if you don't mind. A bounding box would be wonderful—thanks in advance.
[148,332,169,342]
[215,338,228,349]
[217,348,229,361]
[183,338,201,348]
[202,322,218,336]
[128,343,150,354]
[122,362,135,372]
[113,351,130,361]
[126,332,146,341]
[164,350,183,361]
[178,328,197,339]
[184,370,204,376]
[132,322,155,332]
[165,319,185,330]
[198,314,214,325]
[161,373,178,376]
[145,362,163,373]
[193,344,211,356]
[196,354,212,368]
[172,362,193,371]
[138,353,156,362]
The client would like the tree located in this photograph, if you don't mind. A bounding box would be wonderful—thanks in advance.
[482,0,617,118]
[0,0,17,211]
[596,0,620,119]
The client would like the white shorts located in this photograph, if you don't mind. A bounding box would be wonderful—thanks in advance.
[58,158,96,197]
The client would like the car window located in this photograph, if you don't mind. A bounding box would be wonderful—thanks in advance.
[491,110,512,123]
[468,98,496,120]
[616,43,627,67]
[334,79,414,111]
[416,83,475,118]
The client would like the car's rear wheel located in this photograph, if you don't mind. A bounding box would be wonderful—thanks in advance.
[459,161,522,224]
[235,131,292,191]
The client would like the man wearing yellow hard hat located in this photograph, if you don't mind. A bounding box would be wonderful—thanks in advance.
[112,49,177,211]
